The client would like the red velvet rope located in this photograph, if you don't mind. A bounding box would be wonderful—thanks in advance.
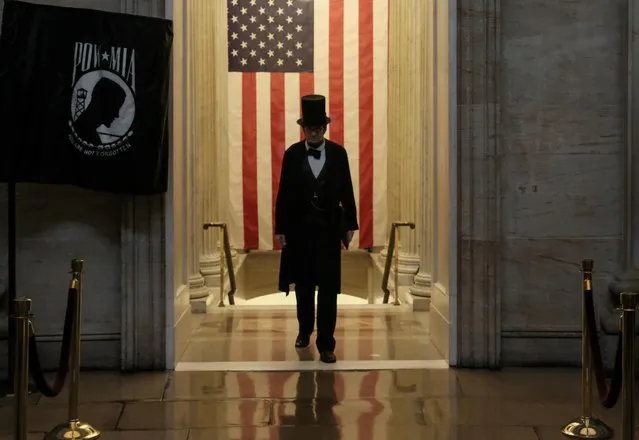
[27,286,78,398]
[583,280,622,408]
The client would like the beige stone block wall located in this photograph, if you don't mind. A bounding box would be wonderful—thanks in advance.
[171,0,191,367]
[428,0,452,359]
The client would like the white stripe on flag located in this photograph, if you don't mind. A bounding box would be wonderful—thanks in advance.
[228,72,245,249]
[314,1,330,134]
[373,0,389,247]
[284,74,301,146]
[256,73,272,251]
[343,0,360,250]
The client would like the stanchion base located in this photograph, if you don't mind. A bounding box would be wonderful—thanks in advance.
[43,420,101,440]
[561,417,613,439]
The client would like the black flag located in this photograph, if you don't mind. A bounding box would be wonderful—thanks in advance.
[0,1,173,194]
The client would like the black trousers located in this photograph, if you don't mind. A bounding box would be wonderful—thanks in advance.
[295,283,338,352]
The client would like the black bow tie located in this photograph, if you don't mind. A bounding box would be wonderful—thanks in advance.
[307,148,321,160]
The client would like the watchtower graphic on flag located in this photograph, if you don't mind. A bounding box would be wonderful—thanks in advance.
[73,88,88,120]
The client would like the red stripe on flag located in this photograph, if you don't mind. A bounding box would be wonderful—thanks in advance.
[242,74,259,250]
[359,0,374,249]
[329,0,344,145]
[299,73,315,140]
[271,73,286,249]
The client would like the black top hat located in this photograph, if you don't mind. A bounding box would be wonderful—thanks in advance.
[297,94,331,127]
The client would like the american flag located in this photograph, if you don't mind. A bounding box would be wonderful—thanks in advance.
[226,0,388,251]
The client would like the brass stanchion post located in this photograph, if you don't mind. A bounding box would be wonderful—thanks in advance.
[621,291,638,440]
[45,260,100,440]
[393,228,400,306]
[218,229,225,308]
[12,297,31,440]
[561,260,612,439]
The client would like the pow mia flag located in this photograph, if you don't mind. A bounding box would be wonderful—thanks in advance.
[0,1,173,194]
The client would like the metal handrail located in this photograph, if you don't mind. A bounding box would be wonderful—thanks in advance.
[381,227,397,303]
[203,222,236,305]
[381,221,415,304]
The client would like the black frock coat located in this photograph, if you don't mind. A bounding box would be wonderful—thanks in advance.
[275,139,358,295]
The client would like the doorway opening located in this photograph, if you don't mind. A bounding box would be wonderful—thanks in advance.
[169,0,456,371]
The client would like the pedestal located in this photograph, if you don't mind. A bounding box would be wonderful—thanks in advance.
[189,273,210,314]
[379,246,389,264]
[396,252,420,285]
[200,252,221,286]
[409,271,432,311]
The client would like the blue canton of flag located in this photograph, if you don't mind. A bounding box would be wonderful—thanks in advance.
[227,0,314,73]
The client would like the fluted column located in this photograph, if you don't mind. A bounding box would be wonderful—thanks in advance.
[213,0,238,266]
[409,0,434,309]
[383,0,398,266]
[386,0,422,286]
[398,0,422,284]
[186,2,210,310]
[197,0,222,289]
[382,0,402,266]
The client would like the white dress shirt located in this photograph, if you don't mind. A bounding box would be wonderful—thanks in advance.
[305,140,326,178]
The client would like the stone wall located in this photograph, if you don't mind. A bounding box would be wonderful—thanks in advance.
[0,0,125,374]
[0,0,170,373]
[499,0,625,365]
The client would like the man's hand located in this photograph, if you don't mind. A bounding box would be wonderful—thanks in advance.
[275,234,287,248]
[347,230,355,244]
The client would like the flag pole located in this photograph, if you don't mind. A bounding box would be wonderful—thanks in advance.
[6,181,16,395]
[3,0,16,400]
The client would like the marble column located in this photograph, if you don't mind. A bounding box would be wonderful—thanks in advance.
[399,0,424,286]
[186,1,210,311]
[383,0,400,266]
[386,0,422,286]
[196,0,222,289]
[409,0,434,310]
[212,0,238,268]
[216,0,238,266]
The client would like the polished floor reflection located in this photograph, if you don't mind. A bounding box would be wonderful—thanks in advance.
[0,368,636,439]
[178,305,444,369]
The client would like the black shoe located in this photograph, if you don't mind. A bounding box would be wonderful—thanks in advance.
[319,351,337,363]
[295,334,310,349]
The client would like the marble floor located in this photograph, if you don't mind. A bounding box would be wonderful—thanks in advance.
[0,368,637,439]
[177,304,446,370]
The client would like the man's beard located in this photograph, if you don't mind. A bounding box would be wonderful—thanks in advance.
[307,138,323,148]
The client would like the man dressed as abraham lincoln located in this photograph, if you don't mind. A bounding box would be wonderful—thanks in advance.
[275,94,358,364]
